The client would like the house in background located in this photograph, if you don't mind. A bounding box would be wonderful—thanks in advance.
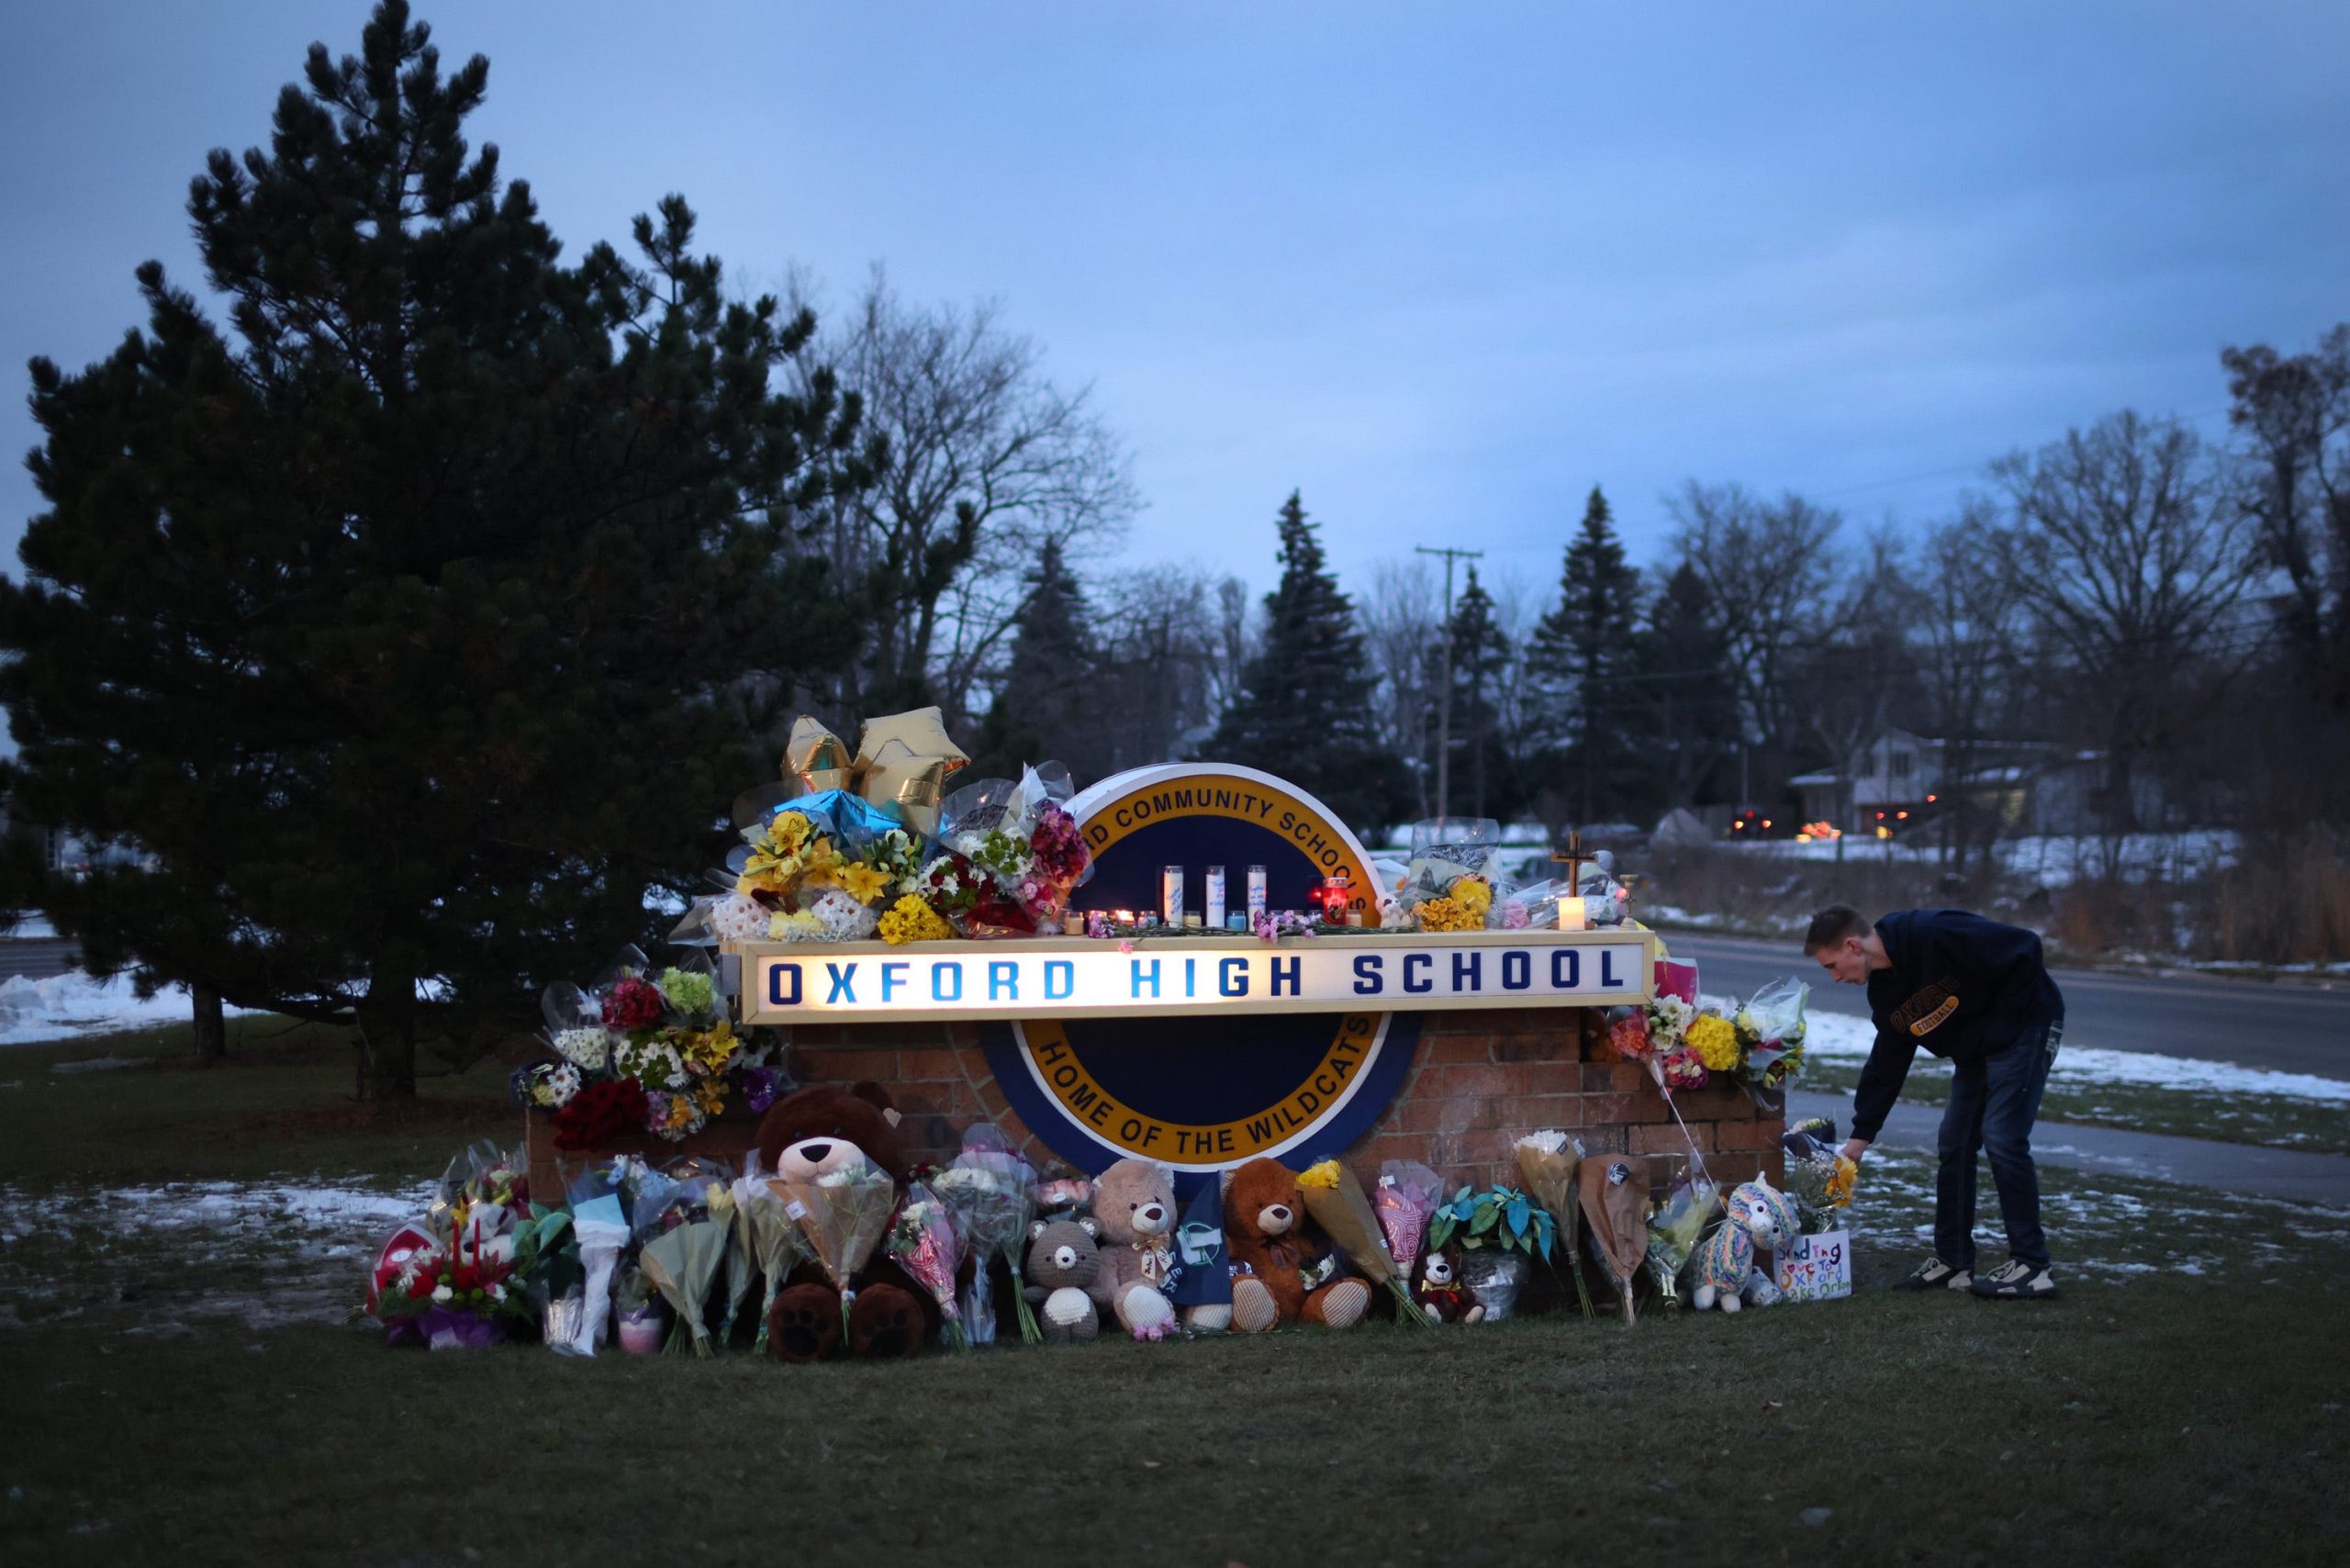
[1787,728,2179,840]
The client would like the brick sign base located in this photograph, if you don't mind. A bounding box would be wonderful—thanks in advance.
[524,1008,1785,1202]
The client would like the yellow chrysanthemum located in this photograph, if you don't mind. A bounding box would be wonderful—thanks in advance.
[769,909,825,941]
[1451,876,1493,916]
[1413,896,1482,933]
[1297,1159,1343,1190]
[878,894,955,946]
[837,860,892,903]
[1687,1014,1740,1073]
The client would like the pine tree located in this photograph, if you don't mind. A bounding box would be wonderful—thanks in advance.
[970,537,1101,780]
[1627,562,1740,811]
[0,4,865,1094]
[1527,486,1640,823]
[1444,566,1516,821]
[1210,492,1402,831]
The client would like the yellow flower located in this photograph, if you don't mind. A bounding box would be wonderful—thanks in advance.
[767,812,813,852]
[1687,1014,1740,1073]
[694,1079,729,1117]
[1297,1159,1342,1190]
[1413,896,1482,933]
[769,909,825,941]
[1451,876,1493,916]
[665,1093,698,1131]
[837,860,891,903]
[878,894,954,945]
[1827,1155,1857,1208]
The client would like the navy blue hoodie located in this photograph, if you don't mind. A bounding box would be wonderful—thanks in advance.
[1850,909,2064,1143]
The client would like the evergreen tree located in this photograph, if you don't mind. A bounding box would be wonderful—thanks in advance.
[1210,492,1403,831]
[1527,486,1640,823]
[1443,566,1516,821]
[0,3,865,1094]
[969,537,1102,781]
[1626,562,1740,812]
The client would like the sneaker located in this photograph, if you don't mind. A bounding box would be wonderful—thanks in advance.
[1971,1260,2058,1300]
[1891,1258,1973,1293]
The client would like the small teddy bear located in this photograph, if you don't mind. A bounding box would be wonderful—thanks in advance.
[1692,1175,1803,1313]
[1091,1157,1182,1340]
[1415,1243,1484,1325]
[1024,1216,1113,1344]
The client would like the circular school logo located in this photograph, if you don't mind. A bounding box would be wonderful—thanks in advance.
[980,764,1420,1179]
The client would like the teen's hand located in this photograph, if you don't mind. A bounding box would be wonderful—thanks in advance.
[1841,1137,1870,1163]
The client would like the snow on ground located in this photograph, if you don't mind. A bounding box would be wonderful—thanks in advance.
[0,1177,435,1331]
[6,913,57,938]
[0,969,247,1046]
[1798,1009,2350,1103]
[1718,831,2241,887]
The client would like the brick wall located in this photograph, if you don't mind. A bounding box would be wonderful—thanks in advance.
[525,1007,1785,1199]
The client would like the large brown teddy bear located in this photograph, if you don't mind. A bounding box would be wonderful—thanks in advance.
[1090,1158,1181,1340]
[755,1082,933,1361]
[1222,1157,1371,1332]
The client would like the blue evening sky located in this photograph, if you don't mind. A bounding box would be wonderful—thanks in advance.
[3,1,2344,599]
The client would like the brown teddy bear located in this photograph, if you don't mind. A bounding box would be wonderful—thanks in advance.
[755,1082,932,1361]
[1090,1158,1181,1340]
[1023,1216,1113,1344]
[1222,1156,1371,1332]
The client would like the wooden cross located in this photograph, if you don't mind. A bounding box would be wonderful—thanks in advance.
[1550,829,1593,892]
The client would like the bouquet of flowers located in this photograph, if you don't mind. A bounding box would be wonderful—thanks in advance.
[1298,1159,1433,1327]
[769,1154,898,1334]
[938,1126,1042,1344]
[1513,1130,1595,1317]
[553,1079,649,1151]
[886,1182,970,1350]
[1578,1157,1651,1325]
[1391,816,1512,931]
[369,1231,533,1349]
[729,1156,806,1354]
[1732,977,1810,1091]
[1373,1159,1444,1288]
[1641,1170,1721,1305]
[1782,1117,1858,1232]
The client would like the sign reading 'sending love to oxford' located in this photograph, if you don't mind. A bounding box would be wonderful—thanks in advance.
[735,927,1654,1024]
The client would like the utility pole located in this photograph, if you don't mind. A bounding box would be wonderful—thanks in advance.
[1415,543,1483,823]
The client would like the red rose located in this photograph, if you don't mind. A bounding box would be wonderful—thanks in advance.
[553,1080,651,1151]
[599,975,665,1031]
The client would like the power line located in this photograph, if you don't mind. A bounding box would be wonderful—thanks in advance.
[1414,543,1483,820]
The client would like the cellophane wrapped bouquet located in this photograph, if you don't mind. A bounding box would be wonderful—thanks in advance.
[632,1162,733,1356]
[1384,816,1511,932]
[1782,1117,1858,1234]
[1374,1159,1444,1289]
[928,764,1093,936]
[936,1125,1042,1344]
[1733,977,1810,1092]
[769,1154,897,1334]
[887,1182,970,1350]
[1513,1130,1595,1317]
[1641,1169,1721,1305]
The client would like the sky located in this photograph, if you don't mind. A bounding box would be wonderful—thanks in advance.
[2,0,2345,607]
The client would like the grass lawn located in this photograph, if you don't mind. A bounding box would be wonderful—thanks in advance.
[5,1021,2349,1566]
[1798,1056,2350,1157]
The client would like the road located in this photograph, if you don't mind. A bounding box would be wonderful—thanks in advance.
[0,938,80,980]
[1662,931,2350,1082]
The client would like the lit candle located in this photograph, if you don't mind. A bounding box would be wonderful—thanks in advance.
[1557,895,1587,932]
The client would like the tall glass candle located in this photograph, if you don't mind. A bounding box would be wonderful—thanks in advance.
[1246,864,1268,920]
[1161,865,1184,926]
[1204,865,1226,930]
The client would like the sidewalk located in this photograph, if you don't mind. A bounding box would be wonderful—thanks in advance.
[1785,1089,2350,1207]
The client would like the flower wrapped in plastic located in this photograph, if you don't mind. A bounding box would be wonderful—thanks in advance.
[879,893,956,946]
[769,1153,898,1335]
[1604,1003,1655,1062]
[1659,1047,1709,1091]
[1297,1159,1433,1326]
[1734,977,1810,1089]
[1578,1157,1651,1324]
[887,1182,970,1350]
[729,1154,806,1354]
[1685,1013,1740,1075]
[938,1126,1042,1344]
[1374,1159,1443,1287]
[1641,1170,1721,1305]
[1782,1117,1859,1232]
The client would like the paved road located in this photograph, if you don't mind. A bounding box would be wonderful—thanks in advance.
[1787,1089,2350,1206]
[1664,931,2350,1082]
[0,938,80,980]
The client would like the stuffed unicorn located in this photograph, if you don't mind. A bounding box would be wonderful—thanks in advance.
[1692,1175,1802,1313]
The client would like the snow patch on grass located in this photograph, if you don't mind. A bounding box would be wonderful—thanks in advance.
[0,970,254,1047]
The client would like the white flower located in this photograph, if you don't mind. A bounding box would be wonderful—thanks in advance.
[487,1282,506,1302]
[553,1027,610,1072]
[711,894,770,942]
[547,1063,582,1107]
[431,1284,454,1304]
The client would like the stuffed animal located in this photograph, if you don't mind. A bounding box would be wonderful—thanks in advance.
[1024,1216,1112,1344]
[1169,1180,1233,1334]
[755,1082,932,1361]
[1222,1157,1371,1332]
[1091,1158,1181,1340]
[1415,1243,1483,1325]
[1692,1175,1803,1313]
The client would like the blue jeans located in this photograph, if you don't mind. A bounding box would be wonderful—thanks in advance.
[1936,1016,2061,1271]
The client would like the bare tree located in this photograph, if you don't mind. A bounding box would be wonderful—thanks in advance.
[1088,565,1239,776]
[1993,412,2250,863]
[2222,325,2350,700]
[1360,557,1443,819]
[1912,500,2026,874]
[1788,521,1922,818]
[788,269,1139,723]
[1663,482,1842,774]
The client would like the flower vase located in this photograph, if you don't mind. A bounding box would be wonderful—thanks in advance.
[420,1306,503,1350]
[616,1305,666,1356]
[1460,1248,1531,1322]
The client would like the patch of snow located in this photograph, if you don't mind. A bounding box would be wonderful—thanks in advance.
[1798,1011,2350,1103]
[0,970,252,1047]
[5,913,57,938]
